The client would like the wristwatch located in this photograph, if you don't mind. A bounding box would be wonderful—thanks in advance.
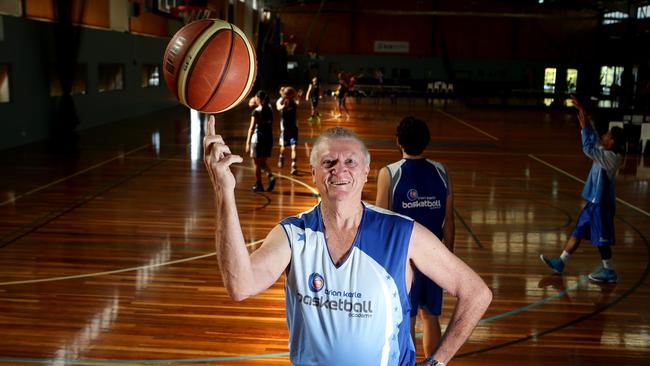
[423,356,445,366]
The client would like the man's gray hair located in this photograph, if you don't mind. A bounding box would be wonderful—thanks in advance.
[309,127,371,166]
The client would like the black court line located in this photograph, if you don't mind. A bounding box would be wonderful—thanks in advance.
[0,151,183,249]
[457,215,650,358]
[454,208,484,249]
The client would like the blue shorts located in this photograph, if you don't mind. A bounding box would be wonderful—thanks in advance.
[280,129,298,146]
[409,268,443,317]
[571,202,615,246]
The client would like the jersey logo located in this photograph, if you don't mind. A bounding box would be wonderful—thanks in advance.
[308,273,325,292]
[407,189,418,201]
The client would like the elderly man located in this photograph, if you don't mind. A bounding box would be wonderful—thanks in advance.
[203,119,491,366]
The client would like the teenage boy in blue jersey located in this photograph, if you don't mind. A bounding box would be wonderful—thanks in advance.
[375,117,455,366]
[540,95,625,283]
[203,122,491,366]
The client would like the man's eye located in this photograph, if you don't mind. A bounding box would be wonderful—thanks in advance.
[345,159,357,166]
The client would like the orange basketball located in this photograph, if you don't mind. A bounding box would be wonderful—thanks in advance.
[163,19,257,113]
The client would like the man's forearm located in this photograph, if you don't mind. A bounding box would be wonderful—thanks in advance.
[432,283,492,363]
[215,189,255,301]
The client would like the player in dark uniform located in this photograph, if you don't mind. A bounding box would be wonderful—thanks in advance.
[245,90,276,192]
[276,87,301,175]
[306,76,321,118]
[335,72,350,118]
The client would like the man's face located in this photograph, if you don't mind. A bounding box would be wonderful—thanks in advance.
[311,137,370,202]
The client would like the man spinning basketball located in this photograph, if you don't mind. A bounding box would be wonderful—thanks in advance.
[203,121,491,365]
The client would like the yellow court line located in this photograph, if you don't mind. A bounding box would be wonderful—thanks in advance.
[529,154,650,217]
[437,109,500,141]
[166,159,321,197]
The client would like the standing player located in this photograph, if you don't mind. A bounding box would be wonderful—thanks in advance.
[335,72,350,118]
[375,117,455,365]
[276,86,301,175]
[305,76,321,122]
[540,95,625,282]
[245,90,276,192]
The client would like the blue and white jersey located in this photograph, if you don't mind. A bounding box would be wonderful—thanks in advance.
[386,158,448,238]
[280,203,415,366]
[581,123,623,206]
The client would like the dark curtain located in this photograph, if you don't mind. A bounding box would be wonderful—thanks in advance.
[52,0,85,147]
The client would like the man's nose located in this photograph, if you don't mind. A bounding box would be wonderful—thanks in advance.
[330,160,346,173]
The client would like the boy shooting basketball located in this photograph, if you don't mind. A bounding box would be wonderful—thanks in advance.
[540,95,625,283]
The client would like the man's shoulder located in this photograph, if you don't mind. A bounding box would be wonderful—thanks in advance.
[280,204,320,229]
[364,203,413,223]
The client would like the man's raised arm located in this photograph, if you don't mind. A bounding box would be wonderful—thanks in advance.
[203,116,290,301]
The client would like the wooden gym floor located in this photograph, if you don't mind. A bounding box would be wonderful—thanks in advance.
[0,96,648,365]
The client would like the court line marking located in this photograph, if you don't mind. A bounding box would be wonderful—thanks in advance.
[479,276,589,323]
[0,353,292,364]
[529,154,650,217]
[0,244,256,286]
[436,110,500,141]
[454,208,483,249]
[0,144,151,207]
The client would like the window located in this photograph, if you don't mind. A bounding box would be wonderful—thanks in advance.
[0,64,10,103]
[141,64,160,87]
[603,11,629,25]
[49,64,87,96]
[638,5,650,18]
[600,66,623,96]
[543,67,556,93]
[98,64,124,92]
[566,68,578,93]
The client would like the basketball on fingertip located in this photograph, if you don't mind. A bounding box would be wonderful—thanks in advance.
[163,18,257,113]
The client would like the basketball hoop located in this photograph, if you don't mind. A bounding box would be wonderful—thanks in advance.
[170,5,213,24]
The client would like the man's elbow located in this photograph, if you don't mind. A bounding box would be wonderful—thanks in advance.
[226,289,251,302]
[230,292,251,302]
[225,283,253,302]
[475,283,493,310]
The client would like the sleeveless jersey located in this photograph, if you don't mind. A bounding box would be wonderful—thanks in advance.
[386,159,448,238]
[250,104,273,145]
[310,85,320,103]
[280,203,415,366]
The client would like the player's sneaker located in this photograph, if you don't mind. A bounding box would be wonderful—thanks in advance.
[540,254,565,273]
[251,181,264,192]
[588,267,618,283]
[266,176,276,192]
